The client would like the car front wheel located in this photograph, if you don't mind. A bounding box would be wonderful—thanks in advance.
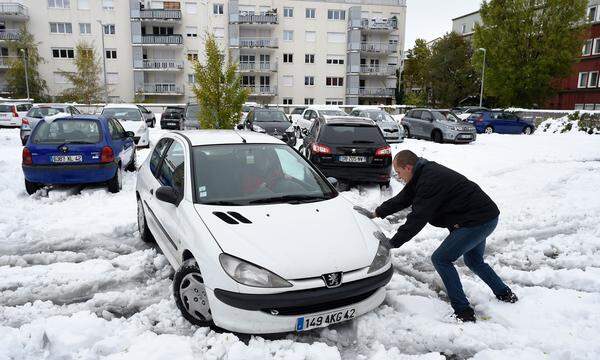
[403,126,410,138]
[173,260,214,327]
[523,126,532,135]
[484,126,494,134]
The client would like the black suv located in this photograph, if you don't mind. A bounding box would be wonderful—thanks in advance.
[301,117,392,187]
[160,106,185,130]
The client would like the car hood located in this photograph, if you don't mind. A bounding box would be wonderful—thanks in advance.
[193,196,380,280]
[437,119,475,129]
[377,121,399,130]
[118,120,146,134]
[255,122,292,134]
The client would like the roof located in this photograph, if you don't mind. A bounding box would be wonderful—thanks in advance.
[175,130,283,146]
[104,104,139,109]
[452,10,480,21]
[323,116,376,126]
[41,114,107,123]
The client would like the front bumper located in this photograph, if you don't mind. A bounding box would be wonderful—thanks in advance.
[22,162,117,185]
[210,266,392,334]
[269,132,296,147]
[444,130,477,143]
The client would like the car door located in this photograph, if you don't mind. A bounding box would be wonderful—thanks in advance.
[108,119,133,168]
[404,110,421,137]
[502,113,520,134]
[420,111,436,139]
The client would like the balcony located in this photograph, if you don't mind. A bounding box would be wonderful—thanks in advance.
[0,29,20,41]
[242,85,277,96]
[238,62,277,72]
[358,87,395,97]
[358,65,396,77]
[139,83,184,95]
[359,42,398,54]
[0,3,28,20]
[358,18,398,32]
[230,13,278,25]
[134,34,184,46]
[134,59,184,71]
[131,9,182,21]
[0,56,17,69]
[239,38,278,49]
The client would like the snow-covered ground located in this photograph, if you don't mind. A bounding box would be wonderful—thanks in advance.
[1,126,600,359]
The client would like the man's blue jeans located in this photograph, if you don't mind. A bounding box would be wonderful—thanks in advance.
[431,217,509,312]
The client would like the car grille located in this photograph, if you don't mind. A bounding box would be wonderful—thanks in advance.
[260,289,377,316]
[383,128,398,133]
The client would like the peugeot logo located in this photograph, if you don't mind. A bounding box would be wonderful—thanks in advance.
[59,145,69,153]
[351,148,357,154]
[322,272,343,288]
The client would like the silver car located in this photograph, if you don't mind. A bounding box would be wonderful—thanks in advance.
[20,104,81,145]
[401,108,477,144]
[182,103,200,130]
[350,108,404,143]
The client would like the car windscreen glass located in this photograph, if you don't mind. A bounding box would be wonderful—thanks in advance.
[364,110,393,122]
[321,124,383,144]
[254,111,288,122]
[443,112,462,122]
[102,108,142,121]
[0,104,13,112]
[192,144,336,205]
[185,105,199,119]
[320,110,346,116]
[32,119,101,144]
[291,108,305,115]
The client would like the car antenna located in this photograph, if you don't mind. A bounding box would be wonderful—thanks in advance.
[234,129,247,143]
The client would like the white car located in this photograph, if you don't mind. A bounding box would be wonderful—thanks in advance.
[0,102,32,127]
[101,104,150,148]
[135,130,392,334]
[296,106,348,136]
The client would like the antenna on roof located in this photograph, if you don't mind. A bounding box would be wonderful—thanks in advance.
[233,128,247,143]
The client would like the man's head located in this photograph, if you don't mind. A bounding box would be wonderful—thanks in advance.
[393,150,418,183]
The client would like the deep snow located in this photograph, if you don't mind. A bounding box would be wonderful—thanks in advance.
[1,124,599,359]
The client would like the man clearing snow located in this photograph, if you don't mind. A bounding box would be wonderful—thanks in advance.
[369,150,518,322]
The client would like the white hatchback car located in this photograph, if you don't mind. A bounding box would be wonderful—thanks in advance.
[136,130,392,334]
[101,104,150,148]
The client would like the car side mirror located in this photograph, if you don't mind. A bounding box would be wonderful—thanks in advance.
[327,177,338,188]
[236,123,244,130]
[156,186,179,205]
[124,131,135,138]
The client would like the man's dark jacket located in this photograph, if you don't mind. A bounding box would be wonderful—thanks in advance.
[376,158,499,248]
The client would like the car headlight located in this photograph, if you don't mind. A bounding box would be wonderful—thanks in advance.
[219,253,292,288]
[367,242,391,274]
[285,125,295,133]
[252,124,266,133]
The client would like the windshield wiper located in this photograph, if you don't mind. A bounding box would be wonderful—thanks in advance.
[248,194,330,205]
[202,200,243,206]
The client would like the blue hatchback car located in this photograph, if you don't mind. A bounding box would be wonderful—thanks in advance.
[22,115,137,195]
[467,111,535,135]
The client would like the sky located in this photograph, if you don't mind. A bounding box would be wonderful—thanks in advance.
[404,0,482,50]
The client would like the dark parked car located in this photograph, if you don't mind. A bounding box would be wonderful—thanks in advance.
[160,106,185,130]
[301,117,392,187]
[467,111,535,135]
[240,108,296,146]
[182,103,200,130]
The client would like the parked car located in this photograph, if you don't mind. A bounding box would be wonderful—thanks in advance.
[453,106,490,120]
[289,106,307,124]
[160,106,185,130]
[241,108,296,146]
[135,130,392,334]
[467,111,535,135]
[301,116,392,187]
[349,107,404,143]
[22,115,136,195]
[20,104,81,145]
[241,102,260,123]
[296,106,348,137]
[136,104,156,128]
[401,108,477,143]
[182,103,200,130]
[0,102,32,128]
[101,104,150,148]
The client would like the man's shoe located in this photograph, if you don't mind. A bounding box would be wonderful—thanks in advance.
[496,289,519,303]
[454,307,476,323]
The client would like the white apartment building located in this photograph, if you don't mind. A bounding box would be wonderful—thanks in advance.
[0,0,406,105]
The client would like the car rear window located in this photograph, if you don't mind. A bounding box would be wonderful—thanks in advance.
[320,124,384,144]
[32,119,101,144]
[0,104,13,113]
[102,108,142,121]
[185,105,199,119]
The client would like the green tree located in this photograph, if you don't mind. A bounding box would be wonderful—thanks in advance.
[429,32,479,107]
[473,0,588,107]
[192,34,248,129]
[59,41,104,104]
[6,26,48,100]
[402,38,432,105]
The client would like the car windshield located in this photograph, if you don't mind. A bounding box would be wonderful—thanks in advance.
[254,110,289,122]
[321,124,384,144]
[320,110,346,116]
[440,111,463,123]
[165,107,184,113]
[102,108,142,121]
[193,144,336,205]
[185,105,199,119]
[291,108,305,115]
[364,110,394,122]
[32,119,101,144]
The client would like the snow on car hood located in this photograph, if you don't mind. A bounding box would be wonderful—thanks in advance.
[117,120,146,134]
[194,196,380,280]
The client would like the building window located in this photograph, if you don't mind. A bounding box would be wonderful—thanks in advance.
[187,52,198,61]
[186,2,197,14]
[326,56,344,65]
[282,75,293,87]
[327,32,345,43]
[52,48,75,59]
[102,0,114,10]
[594,38,600,55]
[305,54,315,64]
[305,8,315,19]
[283,98,293,105]
[283,30,294,41]
[588,6,597,22]
[304,76,315,86]
[213,3,224,14]
[48,0,70,8]
[583,39,593,56]
[326,77,344,86]
[77,0,89,9]
[588,71,598,87]
[106,49,117,59]
[213,27,225,38]
[79,23,91,34]
[106,72,119,84]
[103,24,115,35]
[327,9,345,20]
[50,22,72,34]
[461,24,466,34]
[284,7,293,17]
[578,72,589,88]
[325,99,343,105]
[188,74,196,84]
[304,98,314,105]
[186,26,198,37]
[574,104,584,110]
[283,53,293,63]
[305,31,316,42]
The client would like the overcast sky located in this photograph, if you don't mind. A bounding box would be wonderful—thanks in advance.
[404,0,482,50]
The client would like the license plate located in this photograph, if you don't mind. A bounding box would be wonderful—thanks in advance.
[296,308,356,332]
[339,156,366,163]
[168,122,177,126]
[458,134,472,139]
[51,155,82,163]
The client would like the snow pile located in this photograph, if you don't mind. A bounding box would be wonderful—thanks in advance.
[539,112,600,135]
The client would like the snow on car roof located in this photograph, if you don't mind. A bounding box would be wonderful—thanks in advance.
[177,130,284,146]
[324,116,376,126]
[306,105,343,111]
[103,104,140,109]
[352,105,382,111]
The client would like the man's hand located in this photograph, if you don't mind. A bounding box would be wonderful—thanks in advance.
[353,206,376,219]
[373,231,393,250]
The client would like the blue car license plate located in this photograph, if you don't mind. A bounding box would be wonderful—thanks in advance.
[51,155,82,163]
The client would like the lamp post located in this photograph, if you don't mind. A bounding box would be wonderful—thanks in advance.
[20,48,30,100]
[97,20,108,103]
[478,48,486,108]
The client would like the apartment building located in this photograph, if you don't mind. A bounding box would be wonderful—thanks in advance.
[0,0,406,105]
[451,11,480,42]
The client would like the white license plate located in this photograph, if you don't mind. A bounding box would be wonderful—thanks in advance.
[339,156,366,163]
[168,122,177,126]
[51,155,82,163]
[296,307,356,331]
[458,134,472,139]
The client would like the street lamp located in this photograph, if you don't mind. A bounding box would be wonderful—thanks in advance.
[97,20,109,103]
[20,48,30,100]
[478,48,486,108]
